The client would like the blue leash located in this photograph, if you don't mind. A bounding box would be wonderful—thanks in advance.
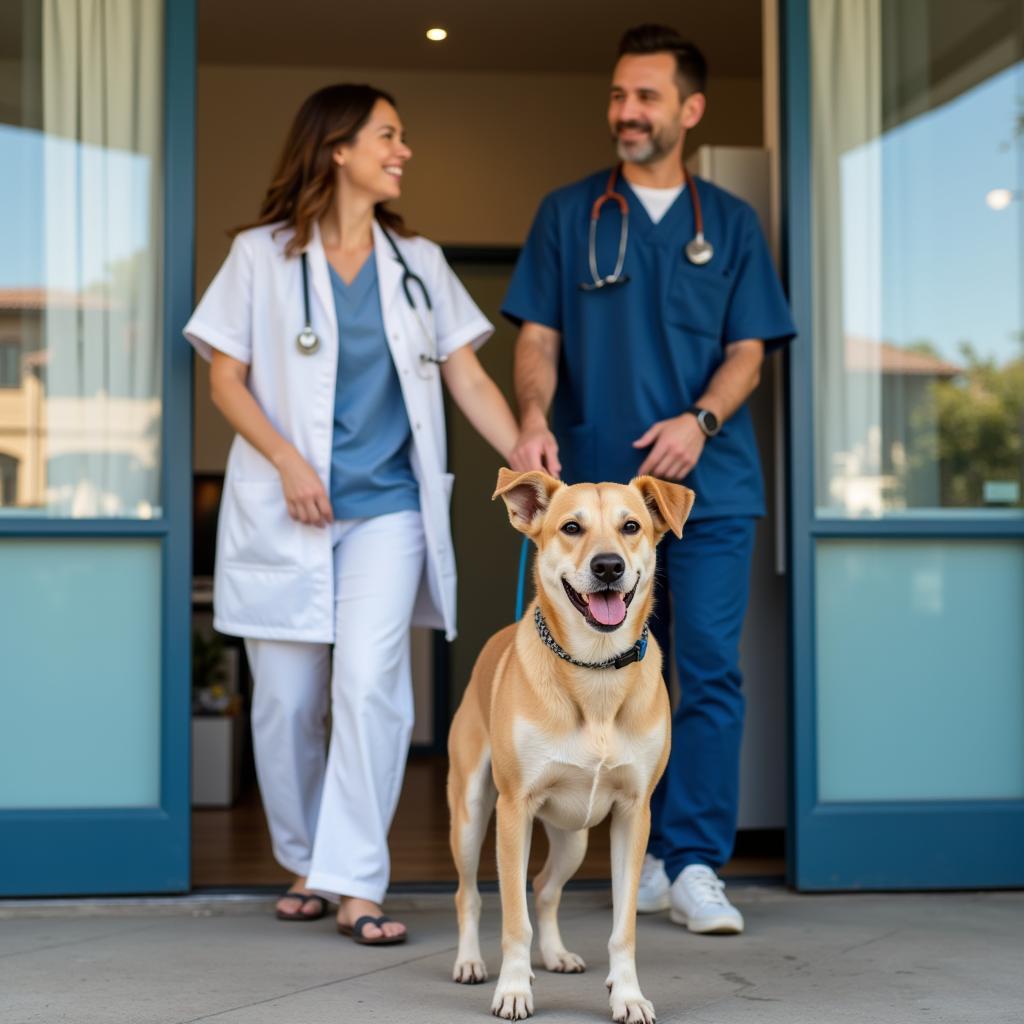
[515,535,531,620]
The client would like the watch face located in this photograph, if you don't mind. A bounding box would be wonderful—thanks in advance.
[700,409,719,435]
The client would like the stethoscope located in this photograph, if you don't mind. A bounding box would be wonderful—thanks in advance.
[295,225,445,371]
[580,162,713,292]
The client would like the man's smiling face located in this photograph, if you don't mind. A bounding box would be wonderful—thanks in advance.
[608,52,706,168]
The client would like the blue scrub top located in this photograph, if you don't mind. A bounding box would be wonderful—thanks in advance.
[329,257,420,520]
[502,169,796,519]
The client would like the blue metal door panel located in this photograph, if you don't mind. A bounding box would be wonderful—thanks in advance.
[0,1,195,897]
[782,0,1024,891]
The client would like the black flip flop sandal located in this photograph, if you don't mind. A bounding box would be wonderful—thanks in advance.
[337,914,407,945]
[275,890,328,922]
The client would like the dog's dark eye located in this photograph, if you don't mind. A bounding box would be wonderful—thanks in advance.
[561,521,582,536]
[622,520,641,535]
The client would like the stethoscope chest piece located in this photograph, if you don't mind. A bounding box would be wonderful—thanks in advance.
[685,233,714,266]
[297,252,320,354]
[296,326,320,355]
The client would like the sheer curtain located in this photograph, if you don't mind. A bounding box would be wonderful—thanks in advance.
[811,0,884,515]
[42,0,163,517]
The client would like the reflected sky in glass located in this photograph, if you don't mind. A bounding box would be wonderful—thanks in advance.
[842,61,1023,367]
[0,124,152,291]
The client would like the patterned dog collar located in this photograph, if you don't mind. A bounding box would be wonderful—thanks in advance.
[534,606,649,671]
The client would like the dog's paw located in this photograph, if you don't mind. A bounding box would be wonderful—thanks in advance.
[543,949,586,973]
[452,957,488,984]
[491,983,534,1020]
[610,992,656,1024]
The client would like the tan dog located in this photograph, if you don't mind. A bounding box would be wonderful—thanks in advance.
[447,469,695,1023]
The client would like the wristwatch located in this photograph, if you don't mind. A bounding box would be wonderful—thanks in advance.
[687,405,721,438]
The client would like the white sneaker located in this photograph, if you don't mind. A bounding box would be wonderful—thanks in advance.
[669,864,744,934]
[636,854,671,913]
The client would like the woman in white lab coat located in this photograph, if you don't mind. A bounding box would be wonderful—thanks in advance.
[184,84,519,944]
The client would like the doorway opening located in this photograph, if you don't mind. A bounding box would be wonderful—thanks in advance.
[188,0,784,892]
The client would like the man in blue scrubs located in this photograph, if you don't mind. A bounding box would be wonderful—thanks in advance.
[503,24,795,934]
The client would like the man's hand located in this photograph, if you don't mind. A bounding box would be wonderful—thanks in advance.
[510,420,561,477]
[633,414,706,480]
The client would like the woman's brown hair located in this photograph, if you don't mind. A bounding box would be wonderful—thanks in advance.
[234,83,413,257]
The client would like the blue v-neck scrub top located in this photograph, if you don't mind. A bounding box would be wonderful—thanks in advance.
[328,257,419,520]
[502,169,796,520]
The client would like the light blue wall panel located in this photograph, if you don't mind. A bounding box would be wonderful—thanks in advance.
[817,540,1024,802]
[0,540,161,808]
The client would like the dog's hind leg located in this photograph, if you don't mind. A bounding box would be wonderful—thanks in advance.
[448,741,495,984]
[533,823,588,973]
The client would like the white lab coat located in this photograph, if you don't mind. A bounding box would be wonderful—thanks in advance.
[183,219,492,642]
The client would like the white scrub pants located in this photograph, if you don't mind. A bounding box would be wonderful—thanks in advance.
[244,509,425,905]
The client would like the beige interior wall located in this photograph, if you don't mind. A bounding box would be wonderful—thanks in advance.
[194,62,762,279]
[193,62,762,472]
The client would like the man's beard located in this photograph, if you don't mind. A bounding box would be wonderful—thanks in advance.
[613,120,680,165]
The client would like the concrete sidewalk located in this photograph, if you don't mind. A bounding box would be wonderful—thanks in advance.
[2,885,1021,1023]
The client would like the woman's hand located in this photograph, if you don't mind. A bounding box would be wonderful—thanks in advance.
[274,447,334,527]
[509,414,561,477]
[209,352,333,528]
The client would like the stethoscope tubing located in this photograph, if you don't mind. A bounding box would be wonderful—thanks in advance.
[296,223,446,366]
[581,162,712,290]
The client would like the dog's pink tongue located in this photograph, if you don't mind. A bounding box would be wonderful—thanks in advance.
[587,591,627,626]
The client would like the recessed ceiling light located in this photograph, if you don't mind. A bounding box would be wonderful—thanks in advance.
[426,27,448,42]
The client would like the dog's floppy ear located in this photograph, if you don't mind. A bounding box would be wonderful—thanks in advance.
[630,476,696,539]
[493,468,562,536]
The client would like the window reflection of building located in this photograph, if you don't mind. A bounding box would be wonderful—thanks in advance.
[0,289,160,515]
[0,340,20,389]
[0,292,42,509]
[812,1,1023,518]
[0,453,17,505]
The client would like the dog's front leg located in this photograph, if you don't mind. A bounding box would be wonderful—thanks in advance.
[606,803,656,1024]
[491,794,535,1020]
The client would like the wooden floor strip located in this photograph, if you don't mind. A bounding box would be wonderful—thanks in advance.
[192,755,783,888]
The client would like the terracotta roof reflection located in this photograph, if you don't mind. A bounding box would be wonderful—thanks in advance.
[845,336,962,376]
[0,288,114,311]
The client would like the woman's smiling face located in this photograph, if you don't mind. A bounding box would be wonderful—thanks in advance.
[334,98,411,203]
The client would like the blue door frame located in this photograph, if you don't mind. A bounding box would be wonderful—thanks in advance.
[781,0,1024,891]
[0,0,196,896]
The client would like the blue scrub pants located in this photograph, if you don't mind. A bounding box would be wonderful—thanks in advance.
[647,516,757,882]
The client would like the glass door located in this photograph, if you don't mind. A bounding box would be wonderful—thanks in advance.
[785,0,1024,888]
[0,0,195,895]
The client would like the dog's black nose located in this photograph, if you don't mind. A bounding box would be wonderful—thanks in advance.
[590,552,625,584]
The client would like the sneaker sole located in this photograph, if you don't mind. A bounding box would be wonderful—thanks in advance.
[669,908,744,934]
[636,894,671,914]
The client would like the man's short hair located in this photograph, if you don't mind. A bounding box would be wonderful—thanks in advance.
[617,24,708,98]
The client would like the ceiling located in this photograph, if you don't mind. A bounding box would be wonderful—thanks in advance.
[198,0,764,77]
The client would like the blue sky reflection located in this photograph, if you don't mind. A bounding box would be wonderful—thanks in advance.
[0,123,153,292]
[841,60,1023,367]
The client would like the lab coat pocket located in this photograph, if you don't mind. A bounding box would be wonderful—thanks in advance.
[222,479,308,570]
[666,264,732,340]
